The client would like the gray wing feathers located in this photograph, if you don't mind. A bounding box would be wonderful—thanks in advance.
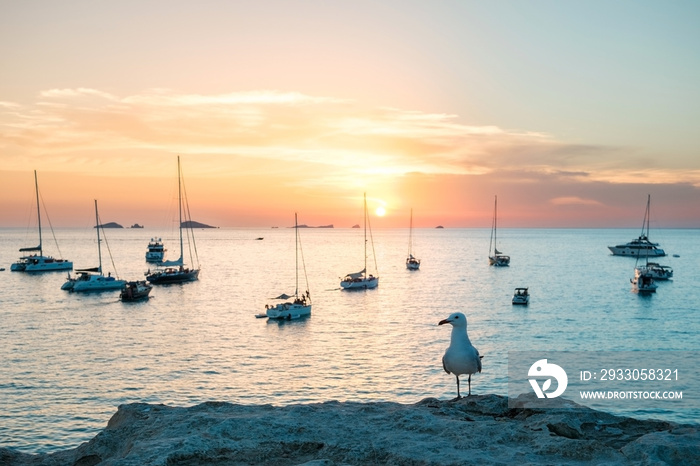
[442,355,450,374]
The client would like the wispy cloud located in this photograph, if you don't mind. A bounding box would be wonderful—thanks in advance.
[2,88,699,190]
[550,196,602,206]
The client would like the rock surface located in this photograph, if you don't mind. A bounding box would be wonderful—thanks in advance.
[2,394,697,465]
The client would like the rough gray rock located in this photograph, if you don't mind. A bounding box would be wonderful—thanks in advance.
[1,395,697,465]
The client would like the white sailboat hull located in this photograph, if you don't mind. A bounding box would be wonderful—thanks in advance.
[65,273,126,292]
[11,256,73,272]
[341,276,379,289]
[406,258,421,270]
[489,255,510,266]
[635,262,673,280]
[512,295,530,305]
[266,303,311,320]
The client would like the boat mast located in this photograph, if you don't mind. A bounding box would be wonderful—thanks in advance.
[644,194,651,264]
[34,170,43,255]
[177,156,184,265]
[642,194,651,239]
[295,212,299,297]
[94,199,102,274]
[494,195,498,253]
[364,192,368,278]
[408,208,413,257]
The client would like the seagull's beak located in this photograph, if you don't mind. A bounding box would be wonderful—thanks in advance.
[438,318,451,326]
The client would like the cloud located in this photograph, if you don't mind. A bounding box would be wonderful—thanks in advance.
[549,196,602,206]
[1,88,700,190]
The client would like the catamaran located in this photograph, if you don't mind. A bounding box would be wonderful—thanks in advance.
[11,171,73,272]
[145,156,200,284]
[341,193,379,290]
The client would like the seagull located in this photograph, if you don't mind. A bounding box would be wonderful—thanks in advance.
[439,312,482,398]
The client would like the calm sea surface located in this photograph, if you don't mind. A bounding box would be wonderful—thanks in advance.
[1,227,699,453]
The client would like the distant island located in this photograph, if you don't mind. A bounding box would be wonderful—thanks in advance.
[436,225,445,229]
[181,221,217,229]
[292,224,334,228]
[351,224,360,228]
[95,222,123,228]
[130,224,144,229]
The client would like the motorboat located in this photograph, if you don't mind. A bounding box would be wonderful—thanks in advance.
[609,195,665,257]
[61,200,126,292]
[635,262,673,280]
[11,171,73,272]
[609,236,665,257]
[631,272,657,293]
[120,280,153,301]
[266,213,312,320]
[145,238,166,263]
[489,195,510,266]
[146,157,201,284]
[512,287,530,305]
[406,208,421,270]
[341,193,379,290]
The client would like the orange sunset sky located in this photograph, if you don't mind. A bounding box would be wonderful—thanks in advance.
[1,1,699,228]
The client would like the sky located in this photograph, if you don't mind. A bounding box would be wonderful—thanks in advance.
[1,0,699,228]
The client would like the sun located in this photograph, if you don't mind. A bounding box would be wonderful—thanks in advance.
[375,206,386,217]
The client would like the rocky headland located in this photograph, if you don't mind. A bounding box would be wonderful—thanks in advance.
[180,221,217,229]
[2,394,697,465]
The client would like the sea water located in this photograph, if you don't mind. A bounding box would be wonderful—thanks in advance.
[1,227,698,453]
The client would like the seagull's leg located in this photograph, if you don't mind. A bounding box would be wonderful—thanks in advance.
[456,375,461,399]
[467,374,472,396]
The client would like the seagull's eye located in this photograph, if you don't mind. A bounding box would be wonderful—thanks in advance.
[454,315,460,319]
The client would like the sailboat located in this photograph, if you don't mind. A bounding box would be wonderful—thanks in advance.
[265,213,312,320]
[341,193,379,290]
[406,208,420,270]
[608,194,666,257]
[61,200,126,292]
[488,195,510,266]
[11,171,73,272]
[630,195,665,293]
[145,156,200,284]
